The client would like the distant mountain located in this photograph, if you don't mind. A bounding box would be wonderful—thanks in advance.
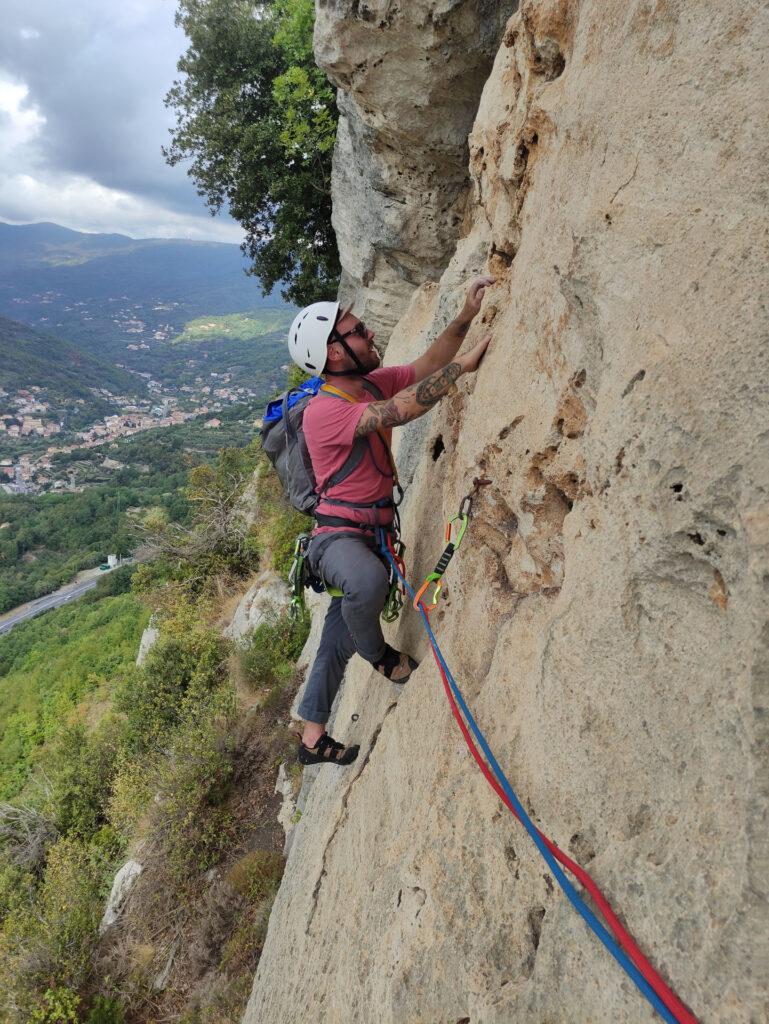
[0,222,294,387]
[0,221,284,313]
[0,221,138,274]
[0,316,146,427]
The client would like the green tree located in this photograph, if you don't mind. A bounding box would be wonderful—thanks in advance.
[164,0,340,305]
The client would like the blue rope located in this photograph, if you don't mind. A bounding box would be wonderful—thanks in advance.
[380,539,680,1024]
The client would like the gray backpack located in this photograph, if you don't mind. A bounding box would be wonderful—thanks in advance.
[260,377,384,514]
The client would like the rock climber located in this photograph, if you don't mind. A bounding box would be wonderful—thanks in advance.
[288,276,494,765]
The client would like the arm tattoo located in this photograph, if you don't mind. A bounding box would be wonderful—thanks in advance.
[415,362,461,406]
[354,362,461,437]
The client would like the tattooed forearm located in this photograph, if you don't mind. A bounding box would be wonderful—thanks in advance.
[354,362,462,438]
[415,362,461,406]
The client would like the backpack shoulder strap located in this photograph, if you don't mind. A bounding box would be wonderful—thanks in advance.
[316,376,387,493]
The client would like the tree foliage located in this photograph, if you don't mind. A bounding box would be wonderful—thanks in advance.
[164,0,340,305]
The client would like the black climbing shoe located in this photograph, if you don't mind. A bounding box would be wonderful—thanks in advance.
[298,734,360,766]
[373,643,419,685]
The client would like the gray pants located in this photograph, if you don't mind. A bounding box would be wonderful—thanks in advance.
[297,532,390,725]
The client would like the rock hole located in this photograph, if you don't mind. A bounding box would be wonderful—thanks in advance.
[498,415,524,441]
[569,831,597,864]
[717,528,727,537]
[528,906,546,950]
[432,435,445,461]
[542,873,554,895]
[605,212,613,224]
[622,368,646,398]
[615,448,625,473]
[490,243,515,268]
[688,532,705,546]
[671,482,684,500]
[533,38,566,81]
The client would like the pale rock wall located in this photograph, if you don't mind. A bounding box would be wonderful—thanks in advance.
[315,0,518,339]
[245,1,768,1021]
[135,624,159,666]
[223,570,291,642]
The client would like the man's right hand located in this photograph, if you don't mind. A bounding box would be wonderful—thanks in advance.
[459,334,492,374]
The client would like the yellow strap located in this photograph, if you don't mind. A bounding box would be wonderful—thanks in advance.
[320,383,358,403]
[319,382,400,486]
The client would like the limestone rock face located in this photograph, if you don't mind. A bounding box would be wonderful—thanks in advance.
[245,2,768,1022]
[99,860,142,935]
[223,570,291,642]
[315,0,517,339]
[135,624,158,666]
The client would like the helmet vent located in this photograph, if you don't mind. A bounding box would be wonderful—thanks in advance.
[306,362,316,370]
[317,315,328,321]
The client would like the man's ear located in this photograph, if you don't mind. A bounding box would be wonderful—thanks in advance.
[326,341,342,363]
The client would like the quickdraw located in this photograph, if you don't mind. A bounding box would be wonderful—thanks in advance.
[379,527,406,623]
[413,477,491,610]
[288,533,317,620]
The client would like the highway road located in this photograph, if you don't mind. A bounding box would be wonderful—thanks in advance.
[0,578,100,635]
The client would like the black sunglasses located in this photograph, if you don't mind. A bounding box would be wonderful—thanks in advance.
[334,320,368,341]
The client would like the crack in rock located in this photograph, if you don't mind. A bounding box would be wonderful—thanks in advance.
[305,702,398,934]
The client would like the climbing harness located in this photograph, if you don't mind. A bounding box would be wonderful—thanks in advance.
[287,523,406,624]
[287,379,407,620]
[378,487,698,1024]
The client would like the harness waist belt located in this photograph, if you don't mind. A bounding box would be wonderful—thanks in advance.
[317,495,394,510]
[314,513,377,531]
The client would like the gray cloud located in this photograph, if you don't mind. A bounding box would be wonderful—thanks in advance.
[0,0,242,240]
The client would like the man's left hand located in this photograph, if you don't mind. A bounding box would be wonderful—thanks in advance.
[460,275,496,321]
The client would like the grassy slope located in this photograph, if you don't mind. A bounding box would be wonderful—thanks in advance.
[172,308,294,345]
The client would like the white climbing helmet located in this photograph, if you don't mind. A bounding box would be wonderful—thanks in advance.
[287,301,340,374]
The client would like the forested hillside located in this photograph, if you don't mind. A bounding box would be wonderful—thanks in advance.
[0,317,145,424]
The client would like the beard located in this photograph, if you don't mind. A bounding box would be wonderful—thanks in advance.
[361,342,381,370]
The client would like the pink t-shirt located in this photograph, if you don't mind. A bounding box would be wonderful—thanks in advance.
[304,364,415,533]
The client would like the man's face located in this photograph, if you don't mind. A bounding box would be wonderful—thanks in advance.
[332,313,381,372]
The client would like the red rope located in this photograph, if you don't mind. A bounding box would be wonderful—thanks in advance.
[423,614,698,1024]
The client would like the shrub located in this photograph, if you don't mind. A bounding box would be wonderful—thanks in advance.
[0,838,109,1022]
[29,986,80,1023]
[115,626,228,757]
[238,611,309,690]
[85,995,125,1024]
[150,706,236,883]
[43,723,120,841]
[226,849,284,903]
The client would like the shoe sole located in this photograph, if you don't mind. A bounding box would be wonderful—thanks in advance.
[297,744,360,766]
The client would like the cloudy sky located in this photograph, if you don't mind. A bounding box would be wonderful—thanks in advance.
[0,0,244,242]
